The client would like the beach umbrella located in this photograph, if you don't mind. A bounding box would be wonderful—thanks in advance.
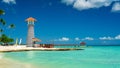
[32,38,41,42]
[19,38,22,45]
[15,38,18,46]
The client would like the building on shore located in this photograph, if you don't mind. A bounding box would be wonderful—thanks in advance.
[80,42,86,46]
[26,17,36,47]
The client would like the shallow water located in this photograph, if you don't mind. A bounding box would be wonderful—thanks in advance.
[2,46,120,68]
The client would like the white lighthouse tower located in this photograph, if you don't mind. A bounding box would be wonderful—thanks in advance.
[26,17,36,47]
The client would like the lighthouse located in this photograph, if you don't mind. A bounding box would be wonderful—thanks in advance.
[26,17,36,47]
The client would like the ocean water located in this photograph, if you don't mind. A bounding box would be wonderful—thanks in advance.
[2,45,120,68]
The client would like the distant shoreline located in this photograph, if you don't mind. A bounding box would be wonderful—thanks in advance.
[6,44,120,46]
[54,44,120,46]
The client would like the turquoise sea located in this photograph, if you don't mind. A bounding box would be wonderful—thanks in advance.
[2,45,120,68]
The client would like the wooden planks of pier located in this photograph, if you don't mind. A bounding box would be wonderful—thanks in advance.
[34,44,54,48]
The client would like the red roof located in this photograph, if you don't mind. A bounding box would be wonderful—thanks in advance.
[80,42,86,45]
[32,38,41,42]
[25,17,37,22]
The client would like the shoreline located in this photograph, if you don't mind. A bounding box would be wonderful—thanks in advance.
[0,45,83,68]
[0,56,37,68]
[0,45,83,52]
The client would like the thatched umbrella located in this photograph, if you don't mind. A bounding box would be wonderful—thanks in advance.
[32,38,41,42]
[32,38,41,47]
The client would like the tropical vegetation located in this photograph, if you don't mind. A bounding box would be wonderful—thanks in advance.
[0,34,14,45]
[0,9,15,45]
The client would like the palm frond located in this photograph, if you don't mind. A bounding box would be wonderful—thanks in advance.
[0,29,3,32]
[9,24,15,28]
[0,9,5,15]
[0,18,6,26]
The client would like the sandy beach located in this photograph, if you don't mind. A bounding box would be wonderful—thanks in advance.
[0,45,27,51]
[0,59,34,68]
[0,45,82,52]
[0,46,35,68]
[0,54,36,68]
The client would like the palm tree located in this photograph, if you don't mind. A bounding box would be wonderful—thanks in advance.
[0,18,6,26]
[0,29,3,33]
[0,9,15,45]
[9,24,15,28]
[0,18,6,34]
[8,24,15,38]
[0,10,6,34]
[0,9,5,15]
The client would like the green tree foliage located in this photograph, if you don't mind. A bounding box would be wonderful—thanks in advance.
[0,34,14,45]
[9,24,15,28]
[0,10,6,34]
[0,29,3,32]
[0,9,15,45]
[0,18,6,26]
[0,9,5,15]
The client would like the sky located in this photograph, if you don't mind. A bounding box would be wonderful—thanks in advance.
[0,0,120,45]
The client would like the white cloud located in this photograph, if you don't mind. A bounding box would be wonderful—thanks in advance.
[112,2,120,12]
[99,35,120,40]
[2,0,16,4]
[99,36,114,40]
[82,37,94,40]
[53,34,120,42]
[62,0,117,11]
[58,37,70,41]
[115,35,120,39]
[73,0,113,10]
[75,37,80,41]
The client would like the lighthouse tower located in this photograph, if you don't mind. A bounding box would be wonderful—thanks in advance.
[26,17,36,47]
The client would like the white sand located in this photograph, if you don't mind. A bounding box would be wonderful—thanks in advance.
[0,45,36,68]
[0,57,37,68]
[0,45,33,52]
[0,45,78,52]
